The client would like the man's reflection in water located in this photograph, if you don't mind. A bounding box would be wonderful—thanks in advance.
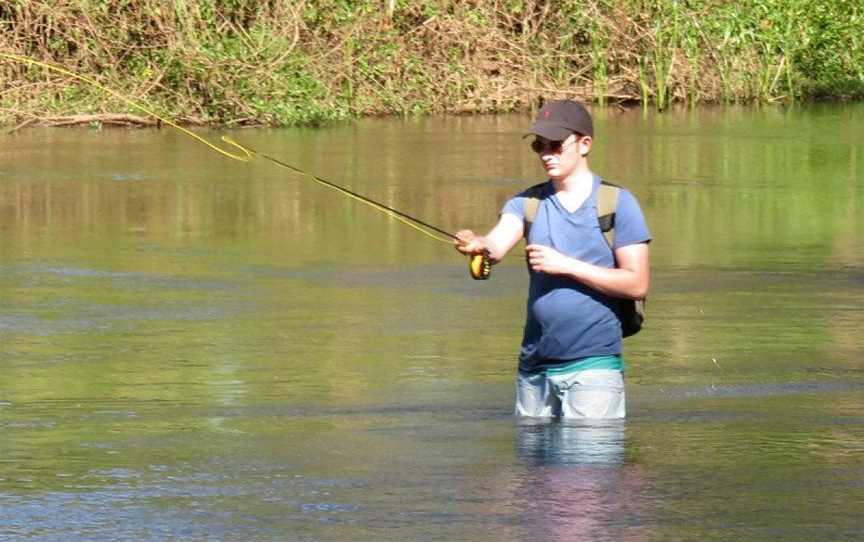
[517,418,626,466]
[513,419,646,541]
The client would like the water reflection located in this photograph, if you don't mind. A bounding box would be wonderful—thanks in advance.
[513,419,645,541]
[516,418,626,466]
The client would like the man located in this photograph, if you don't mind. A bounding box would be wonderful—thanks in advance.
[454,100,651,419]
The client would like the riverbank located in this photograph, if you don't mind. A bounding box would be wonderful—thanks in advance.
[2,0,862,127]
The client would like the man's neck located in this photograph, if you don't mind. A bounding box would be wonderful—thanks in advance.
[549,165,594,212]
[551,165,594,193]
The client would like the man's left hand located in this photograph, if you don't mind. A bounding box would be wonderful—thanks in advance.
[526,244,576,276]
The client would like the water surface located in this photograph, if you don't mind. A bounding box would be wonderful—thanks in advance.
[1,104,863,540]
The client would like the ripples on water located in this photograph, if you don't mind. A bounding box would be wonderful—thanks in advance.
[2,384,862,540]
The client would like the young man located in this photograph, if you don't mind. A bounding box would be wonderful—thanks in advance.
[455,100,651,419]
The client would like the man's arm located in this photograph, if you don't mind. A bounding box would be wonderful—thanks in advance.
[525,242,650,299]
[454,213,524,263]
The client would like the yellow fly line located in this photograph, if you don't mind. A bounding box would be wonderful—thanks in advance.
[0,52,456,245]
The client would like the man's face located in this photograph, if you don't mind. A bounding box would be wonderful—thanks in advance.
[531,134,591,179]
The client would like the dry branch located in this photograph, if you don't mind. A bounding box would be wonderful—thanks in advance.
[38,114,159,127]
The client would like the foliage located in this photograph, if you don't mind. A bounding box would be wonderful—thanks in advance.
[1,0,861,126]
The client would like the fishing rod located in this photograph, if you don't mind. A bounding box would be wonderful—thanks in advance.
[220,136,494,280]
[224,137,457,244]
[223,136,493,280]
[0,52,493,279]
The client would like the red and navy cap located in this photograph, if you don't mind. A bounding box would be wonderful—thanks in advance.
[526,100,594,140]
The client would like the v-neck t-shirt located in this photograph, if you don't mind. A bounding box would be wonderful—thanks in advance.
[501,175,651,372]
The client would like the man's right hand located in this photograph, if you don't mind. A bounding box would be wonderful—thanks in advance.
[453,214,523,263]
[454,229,486,255]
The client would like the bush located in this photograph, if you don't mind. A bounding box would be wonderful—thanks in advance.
[1,0,861,126]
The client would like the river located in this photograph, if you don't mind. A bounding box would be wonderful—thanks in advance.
[1,104,863,540]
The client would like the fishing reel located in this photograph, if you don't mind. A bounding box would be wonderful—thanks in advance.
[469,251,492,280]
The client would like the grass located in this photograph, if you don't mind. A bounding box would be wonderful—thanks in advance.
[1,0,862,126]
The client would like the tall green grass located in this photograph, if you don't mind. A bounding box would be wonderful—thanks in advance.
[1,0,862,126]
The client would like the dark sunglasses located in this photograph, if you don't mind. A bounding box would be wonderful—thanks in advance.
[530,138,574,155]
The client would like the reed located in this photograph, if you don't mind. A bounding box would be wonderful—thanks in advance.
[1,0,861,127]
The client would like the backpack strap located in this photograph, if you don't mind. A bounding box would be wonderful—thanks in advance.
[598,180,646,337]
[597,180,621,249]
[522,182,548,239]
[522,179,622,247]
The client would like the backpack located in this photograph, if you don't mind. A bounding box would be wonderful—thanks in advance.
[522,180,645,338]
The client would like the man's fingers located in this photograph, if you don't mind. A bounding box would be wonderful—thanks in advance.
[453,230,475,253]
[455,229,475,242]
[454,232,487,256]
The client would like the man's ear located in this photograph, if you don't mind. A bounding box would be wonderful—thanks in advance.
[579,136,593,157]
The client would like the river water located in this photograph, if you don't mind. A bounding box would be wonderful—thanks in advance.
[1,105,863,541]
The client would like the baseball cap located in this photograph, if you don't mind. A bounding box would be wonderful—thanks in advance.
[526,100,594,140]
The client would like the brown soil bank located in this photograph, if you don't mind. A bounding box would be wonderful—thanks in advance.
[2,0,863,127]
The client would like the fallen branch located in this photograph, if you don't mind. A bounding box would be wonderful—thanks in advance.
[38,113,160,127]
[6,116,38,135]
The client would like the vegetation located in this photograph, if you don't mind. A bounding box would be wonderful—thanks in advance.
[1,0,863,126]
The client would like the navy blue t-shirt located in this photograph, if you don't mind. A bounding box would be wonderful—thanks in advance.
[501,175,651,372]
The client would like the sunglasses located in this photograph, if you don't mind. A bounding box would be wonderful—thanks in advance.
[530,137,576,155]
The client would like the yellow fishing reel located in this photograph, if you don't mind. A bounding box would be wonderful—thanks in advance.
[469,251,492,280]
